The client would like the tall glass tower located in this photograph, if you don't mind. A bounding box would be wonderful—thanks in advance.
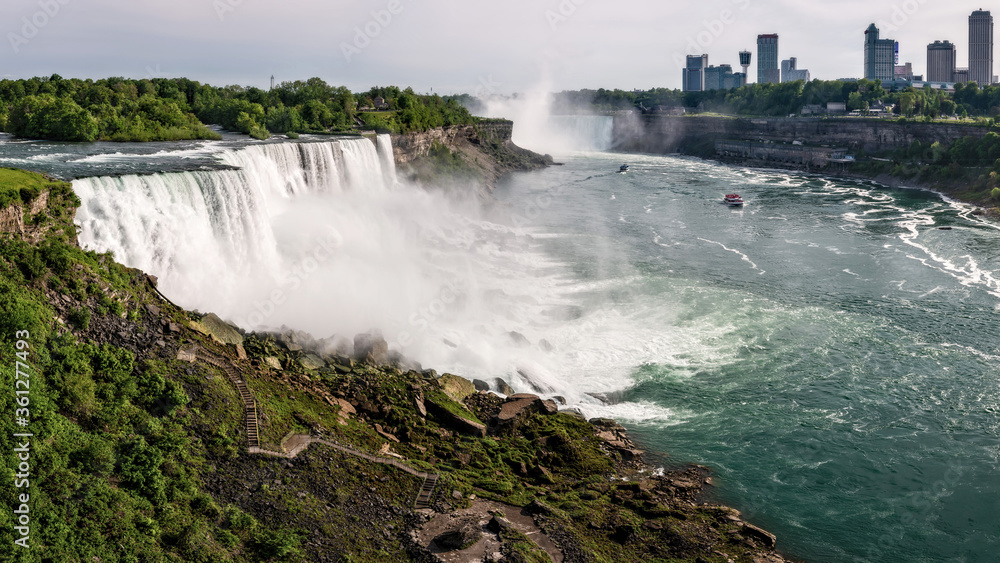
[757,35,779,84]
[864,24,896,82]
[970,10,994,85]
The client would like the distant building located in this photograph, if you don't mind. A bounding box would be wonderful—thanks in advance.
[373,96,389,110]
[683,54,709,92]
[864,24,897,82]
[703,65,729,90]
[781,57,811,82]
[954,67,970,83]
[827,102,847,113]
[895,62,914,80]
[800,104,825,115]
[757,34,780,84]
[703,64,748,90]
[927,40,957,83]
[739,50,752,77]
[969,9,994,85]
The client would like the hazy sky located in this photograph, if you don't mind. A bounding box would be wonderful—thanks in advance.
[0,0,995,94]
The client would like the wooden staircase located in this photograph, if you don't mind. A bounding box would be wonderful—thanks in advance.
[196,347,259,449]
[191,345,439,508]
[413,473,439,510]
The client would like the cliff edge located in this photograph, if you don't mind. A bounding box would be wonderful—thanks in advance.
[392,120,552,195]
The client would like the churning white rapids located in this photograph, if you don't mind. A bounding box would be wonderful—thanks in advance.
[73,135,650,417]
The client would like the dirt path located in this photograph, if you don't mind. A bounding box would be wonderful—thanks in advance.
[416,499,563,563]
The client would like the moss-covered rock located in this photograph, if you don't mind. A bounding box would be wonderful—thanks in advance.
[439,372,476,402]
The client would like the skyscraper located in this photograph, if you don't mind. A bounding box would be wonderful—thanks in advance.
[704,65,733,90]
[927,40,957,83]
[969,10,994,85]
[683,54,708,92]
[757,34,780,84]
[864,24,896,82]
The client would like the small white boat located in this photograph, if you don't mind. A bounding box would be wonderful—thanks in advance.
[724,193,744,206]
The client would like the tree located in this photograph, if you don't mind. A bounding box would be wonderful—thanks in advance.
[898,92,916,117]
[847,91,864,112]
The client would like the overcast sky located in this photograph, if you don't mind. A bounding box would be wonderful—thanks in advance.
[0,0,995,94]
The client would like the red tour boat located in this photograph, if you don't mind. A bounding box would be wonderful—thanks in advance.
[724,193,744,206]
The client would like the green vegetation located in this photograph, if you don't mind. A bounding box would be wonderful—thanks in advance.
[849,132,1000,205]
[1,75,220,142]
[0,170,305,562]
[1,75,477,142]
[550,79,1000,121]
[0,168,51,210]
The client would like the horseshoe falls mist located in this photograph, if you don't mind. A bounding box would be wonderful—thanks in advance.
[69,133,1000,562]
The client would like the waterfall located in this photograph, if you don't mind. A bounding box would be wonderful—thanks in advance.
[376,134,398,187]
[74,136,400,324]
[547,115,614,151]
[71,133,669,411]
[74,134,577,384]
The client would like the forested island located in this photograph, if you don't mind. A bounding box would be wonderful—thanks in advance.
[0,75,476,142]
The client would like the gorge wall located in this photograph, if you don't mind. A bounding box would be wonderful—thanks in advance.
[391,120,550,191]
[613,114,995,155]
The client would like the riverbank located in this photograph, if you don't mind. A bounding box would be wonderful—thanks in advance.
[706,152,1000,219]
[613,113,1000,213]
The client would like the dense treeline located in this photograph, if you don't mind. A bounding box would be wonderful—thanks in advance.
[0,75,220,142]
[0,75,476,142]
[355,86,477,134]
[547,80,1000,120]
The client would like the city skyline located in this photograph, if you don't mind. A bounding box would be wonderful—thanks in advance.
[0,0,998,93]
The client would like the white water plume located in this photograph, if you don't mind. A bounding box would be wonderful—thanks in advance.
[72,138,611,398]
[479,86,614,154]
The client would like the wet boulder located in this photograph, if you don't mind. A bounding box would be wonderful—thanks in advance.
[354,330,388,365]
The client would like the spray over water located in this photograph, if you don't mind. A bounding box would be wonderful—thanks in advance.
[73,135,679,419]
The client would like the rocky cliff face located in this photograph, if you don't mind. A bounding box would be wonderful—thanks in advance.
[615,114,994,154]
[391,120,550,193]
[0,189,51,242]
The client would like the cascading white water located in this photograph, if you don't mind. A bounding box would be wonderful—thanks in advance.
[547,115,614,151]
[75,136,397,317]
[375,134,398,187]
[73,135,575,392]
[73,136,689,422]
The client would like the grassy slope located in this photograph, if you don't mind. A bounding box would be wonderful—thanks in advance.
[0,169,790,563]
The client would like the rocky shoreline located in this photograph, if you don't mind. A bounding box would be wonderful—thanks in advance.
[203,324,797,562]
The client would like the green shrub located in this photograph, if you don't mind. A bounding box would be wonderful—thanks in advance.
[163,379,190,413]
[8,243,47,280]
[41,240,73,275]
[72,436,117,476]
[253,528,302,558]
[117,436,167,505]
[216,529,239,548]
[68,306,91,330]
[0,278,50,341]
